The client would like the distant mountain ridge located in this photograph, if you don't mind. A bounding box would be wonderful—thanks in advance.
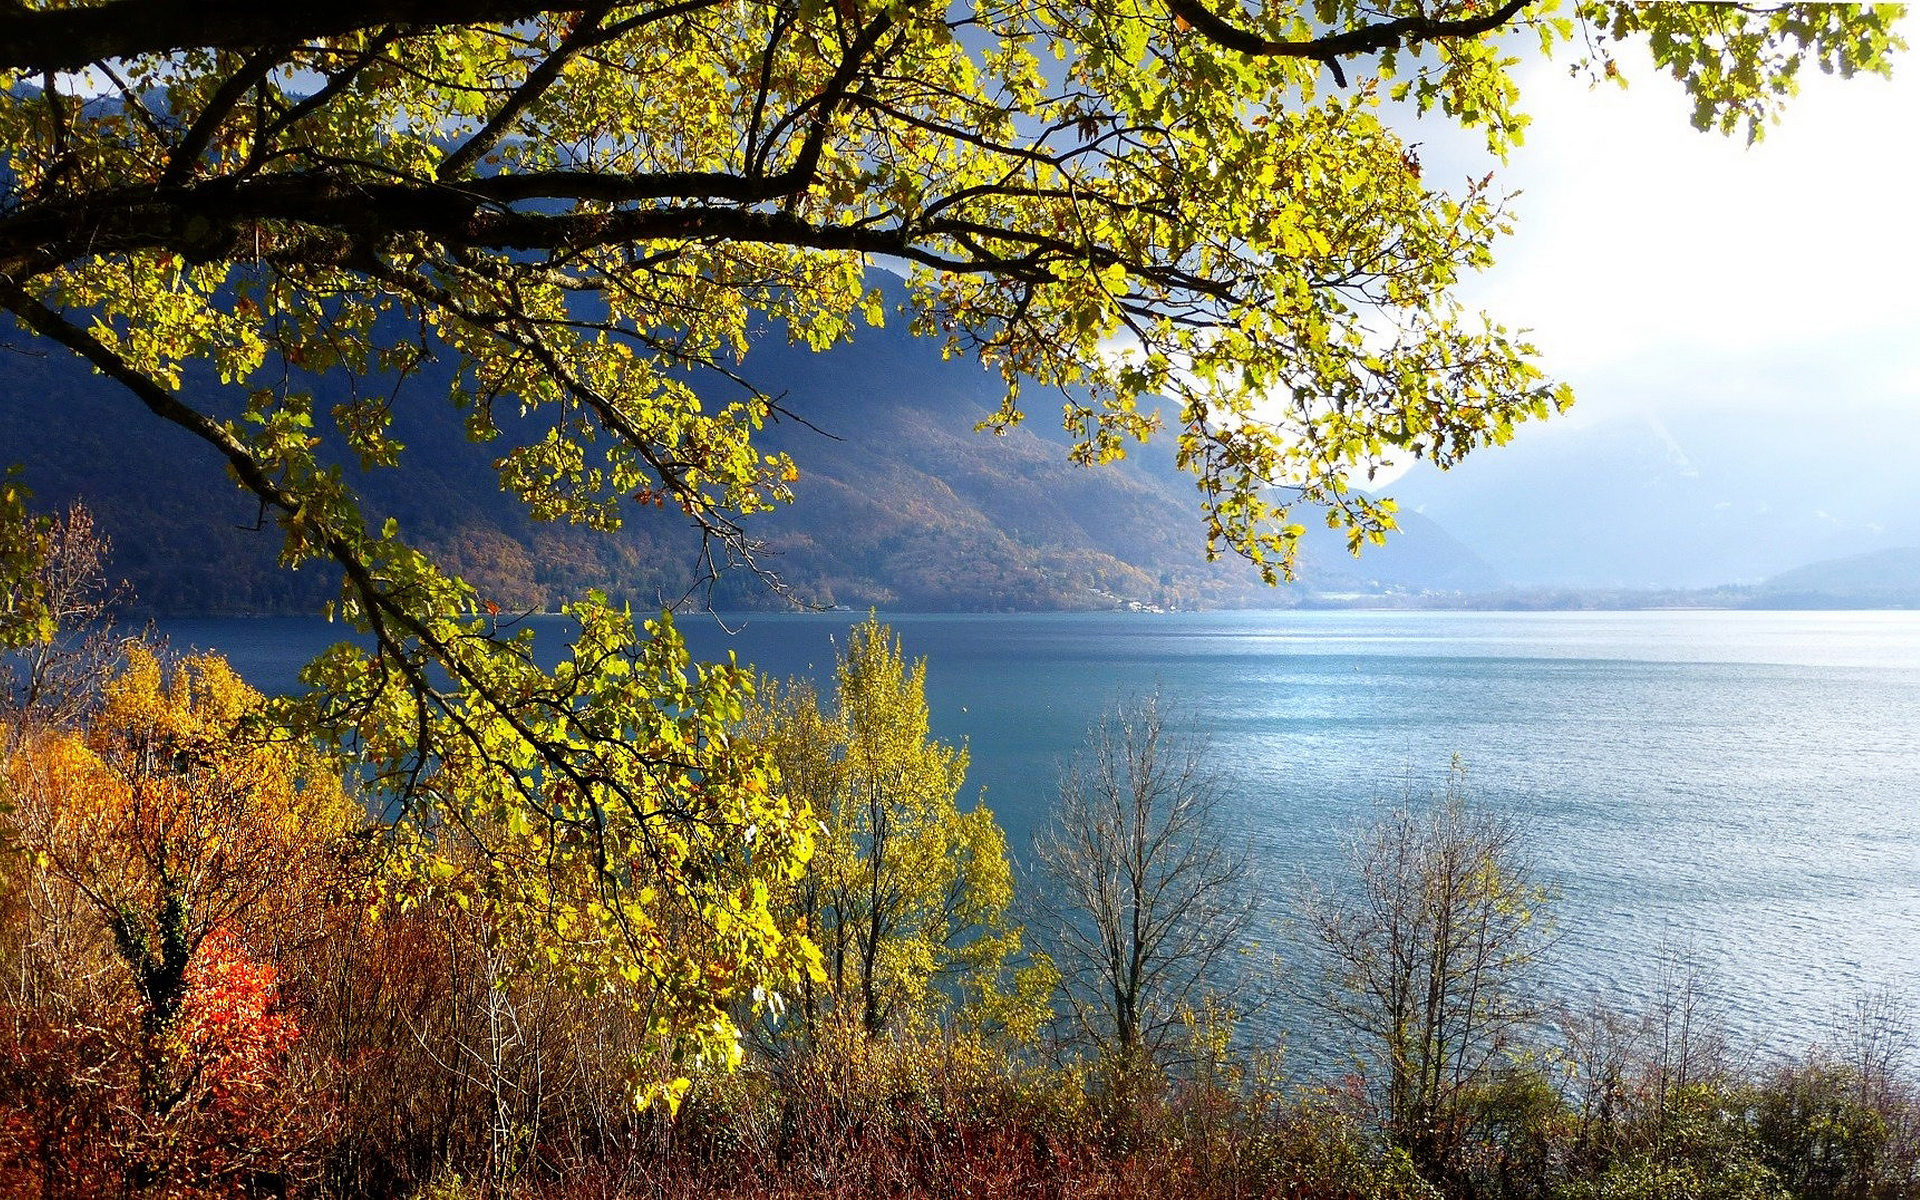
[2,277,1499,615]
[1755,547,1920,607]
[1391,410,1920,589]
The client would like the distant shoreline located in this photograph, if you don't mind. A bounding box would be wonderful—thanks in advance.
[133,597,1919,620]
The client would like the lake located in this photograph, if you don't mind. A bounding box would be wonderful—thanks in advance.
[154,608,1920,1056]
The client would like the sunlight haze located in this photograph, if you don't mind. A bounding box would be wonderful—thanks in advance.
[1461,27,1920,421]
[1375,26,1920,591]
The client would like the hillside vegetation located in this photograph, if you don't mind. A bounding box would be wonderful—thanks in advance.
[4,282,1497,616]
[1756,548,1920,608]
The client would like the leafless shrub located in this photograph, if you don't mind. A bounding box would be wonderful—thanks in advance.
[3,502,132,735]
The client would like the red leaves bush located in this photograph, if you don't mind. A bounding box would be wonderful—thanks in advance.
[137,925,322,1196]
[0,926,324,1198]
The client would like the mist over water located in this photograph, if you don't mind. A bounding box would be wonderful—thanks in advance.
[159,609,1920,1057]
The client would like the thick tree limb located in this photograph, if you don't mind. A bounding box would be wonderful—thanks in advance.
[0,0,590,72]
[1163,0,1534,59]
[3,0,1541,80]
[0,171,1025,280]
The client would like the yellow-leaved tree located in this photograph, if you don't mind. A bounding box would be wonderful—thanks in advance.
[747,618,1051,1046]
[369,607,824,1105]
[6,648,360,1023]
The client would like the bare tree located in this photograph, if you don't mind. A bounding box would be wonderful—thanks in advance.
[1302,765,1551,1181]
[2,503,130,734]
[1642,947,1737,1112]
[1030,693,1254,1072]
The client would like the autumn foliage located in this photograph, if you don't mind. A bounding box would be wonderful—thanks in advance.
[148,926,310,1192]
[0,648,348,1195]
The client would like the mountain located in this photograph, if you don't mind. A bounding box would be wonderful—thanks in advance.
[714,288,1500,609]
[1,279,1496,614]
[1753,547,1920,608]
[1388,409,1920,589]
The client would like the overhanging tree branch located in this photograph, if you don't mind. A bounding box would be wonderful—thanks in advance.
[1162,0,1535,61]
[0,0,591,72]
[0,168,946,280]
[0,276,712,850]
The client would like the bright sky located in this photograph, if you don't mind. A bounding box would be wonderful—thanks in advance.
[1441,21,1920,430]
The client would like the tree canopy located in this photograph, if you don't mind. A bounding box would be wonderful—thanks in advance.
[0,0,1902,1089]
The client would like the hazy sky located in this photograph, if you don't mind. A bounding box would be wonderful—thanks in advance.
[1375,29,1920,580]
[1442,23,1920,432]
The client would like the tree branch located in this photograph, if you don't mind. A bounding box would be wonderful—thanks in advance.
[0,0,592,73]
[0,276,654,834]
[1163,0,1534,62]
[436,2,618,182]
[0,171,1002,282]
[160,48,285,188]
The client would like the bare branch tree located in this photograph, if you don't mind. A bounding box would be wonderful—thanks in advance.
[1835,988,1915,1112]
[1030,693,1254,1073]
[1301,764,1552,1183]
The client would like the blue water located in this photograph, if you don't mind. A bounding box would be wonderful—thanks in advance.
[155,609,1920,1053]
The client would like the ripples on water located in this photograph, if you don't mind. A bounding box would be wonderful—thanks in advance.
[159,609,1920,1056]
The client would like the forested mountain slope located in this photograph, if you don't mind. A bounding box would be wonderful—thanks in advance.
[2,281,1497,614]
